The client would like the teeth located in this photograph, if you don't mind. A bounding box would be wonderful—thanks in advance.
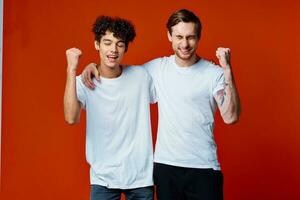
[180,50,190,54]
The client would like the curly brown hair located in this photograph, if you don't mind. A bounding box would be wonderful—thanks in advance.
[92,16,136,51]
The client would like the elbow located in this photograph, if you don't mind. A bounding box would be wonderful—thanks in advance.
[64,116,79,125]
[64,106,80,125]
[223,115,239,125]
[65,120,77,125]
[222,106,241,125]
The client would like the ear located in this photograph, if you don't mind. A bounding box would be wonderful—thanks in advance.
[94,41,100,50]
[167,31,172,42]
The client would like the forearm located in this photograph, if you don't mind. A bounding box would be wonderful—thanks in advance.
[220,68,240,124]
[64,69,81,125]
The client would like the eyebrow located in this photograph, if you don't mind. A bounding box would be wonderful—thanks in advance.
[175,34,196,38]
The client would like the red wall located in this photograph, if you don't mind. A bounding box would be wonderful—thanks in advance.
[1,0,300,199]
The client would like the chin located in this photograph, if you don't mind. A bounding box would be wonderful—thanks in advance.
[107,65,118,69]
[177,52,194,60]
[105,62,120,69]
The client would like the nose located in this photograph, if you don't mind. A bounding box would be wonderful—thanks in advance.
[181,38,189,49]
[111,44,118,53]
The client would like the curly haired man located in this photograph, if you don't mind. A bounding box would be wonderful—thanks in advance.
[64,16,156,200]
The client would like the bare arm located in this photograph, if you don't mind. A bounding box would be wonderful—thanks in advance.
[63,48,82,125]
[214,48,240,124]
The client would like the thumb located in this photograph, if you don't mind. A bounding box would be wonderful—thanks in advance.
[94,67,100,81]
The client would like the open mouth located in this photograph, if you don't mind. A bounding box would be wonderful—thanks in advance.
[179,49,191,55]
[107,55,118,62]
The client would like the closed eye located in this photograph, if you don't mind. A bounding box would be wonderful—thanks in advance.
[116,41,125,48]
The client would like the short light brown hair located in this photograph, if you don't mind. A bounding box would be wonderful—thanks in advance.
[166,9,202,38]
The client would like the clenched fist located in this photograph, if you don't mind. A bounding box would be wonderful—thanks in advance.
[66,48,82,71]
[216,47,231,69]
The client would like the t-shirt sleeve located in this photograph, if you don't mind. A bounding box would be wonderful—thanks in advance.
[212,69,225,96]
[76,75,87,108]
[148,72,157,104]
[143,58,162,103]
[142,58,162,79]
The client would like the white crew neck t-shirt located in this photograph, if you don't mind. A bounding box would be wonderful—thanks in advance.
[76,66,156,189]
[144,55,224,170]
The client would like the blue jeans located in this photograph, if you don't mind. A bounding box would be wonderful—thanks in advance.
[90,184,154,200]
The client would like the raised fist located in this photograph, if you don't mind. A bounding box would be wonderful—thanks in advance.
[216,47,231,69]
[66,48,82,71]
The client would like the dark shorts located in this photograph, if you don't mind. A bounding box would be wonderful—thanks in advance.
[90,184,154,200]
[154,163,223,200]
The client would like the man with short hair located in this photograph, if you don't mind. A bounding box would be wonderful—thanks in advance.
[64,16,156,200]
[81,9,240,200]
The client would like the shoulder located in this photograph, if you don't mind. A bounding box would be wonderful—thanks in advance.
[75,75,88,93]
[123,65,150,79]
[199,59,224,76]
[143,55,174,75]
[143,55,173,70]
[124,65,147,74]
[76,75,84,86]
[144,57,164,66]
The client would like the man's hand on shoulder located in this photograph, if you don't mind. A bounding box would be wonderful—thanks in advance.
[81,63,99,90]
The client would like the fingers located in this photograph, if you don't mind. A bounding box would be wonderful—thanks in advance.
[87,67,95,88]
[66,47,82,57]
[216,47,230,59]
[80,63,99,90]
[94,66,100,81]
[210,60,216,65]
[215,47,231,68]
[66,47,82,70]
[81,70,95,90]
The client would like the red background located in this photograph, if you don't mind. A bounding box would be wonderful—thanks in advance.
[1,0,300,199]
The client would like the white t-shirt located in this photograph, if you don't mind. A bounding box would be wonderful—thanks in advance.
[76,66,156,189]
[144,55,224,170]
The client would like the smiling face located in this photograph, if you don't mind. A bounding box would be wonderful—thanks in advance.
[168,22,200,62]
[95,31,126,69]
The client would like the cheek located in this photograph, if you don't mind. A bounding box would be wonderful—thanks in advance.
[99,49,107,60]
[188,41,197,49]
[118,48,126,57]
[99,45,106,53]
[172,41,179,48]
[118,53,125,60]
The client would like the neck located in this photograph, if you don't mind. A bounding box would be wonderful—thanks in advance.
[98,64,122,78]
[175,54,200,67]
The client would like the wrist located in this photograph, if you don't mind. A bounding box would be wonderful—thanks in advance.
[224,67,233,75]
[223,64,231,70]
[67,67,77,74]
[224,69,233,84]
